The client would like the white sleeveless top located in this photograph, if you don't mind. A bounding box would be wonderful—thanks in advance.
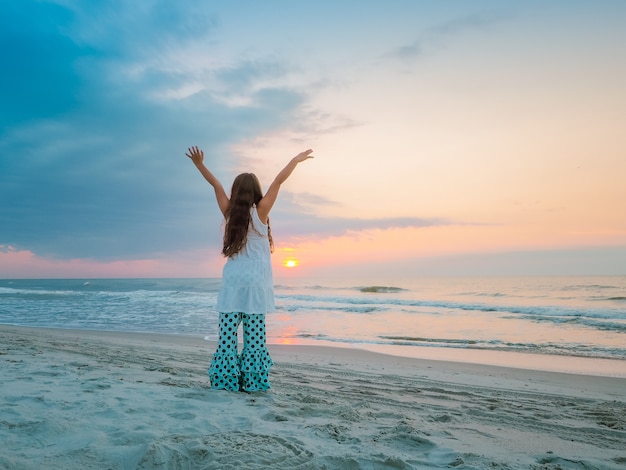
[216,206,275,314]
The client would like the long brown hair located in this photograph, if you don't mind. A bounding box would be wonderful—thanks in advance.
[222,173,273,257]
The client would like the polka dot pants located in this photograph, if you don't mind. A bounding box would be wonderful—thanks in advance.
[209,312,273,392]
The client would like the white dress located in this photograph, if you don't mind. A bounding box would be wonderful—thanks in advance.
[216,206,275,314]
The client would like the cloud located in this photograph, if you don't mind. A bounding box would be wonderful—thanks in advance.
[384,9,512,62]
[0,1,310,261]
[269,192,449,241]
[287,245,626,278]
[427,10,513,37]
[373,247,626,277]
[283,215,447,240]
[0,244,223,278]
[3,1,432,264]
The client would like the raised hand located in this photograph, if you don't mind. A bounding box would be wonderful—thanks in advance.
[294,149,314,163]
[185,146,204,165]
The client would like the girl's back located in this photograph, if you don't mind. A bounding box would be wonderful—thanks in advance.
[229,207,270,261]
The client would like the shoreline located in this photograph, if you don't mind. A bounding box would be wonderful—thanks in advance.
[2,324,625,469]
[355,342,626,378]
[2,324,626,401]
[4,323,626,378]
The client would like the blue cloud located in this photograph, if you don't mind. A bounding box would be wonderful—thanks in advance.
[0,87,306,259]
[0,1,307,260]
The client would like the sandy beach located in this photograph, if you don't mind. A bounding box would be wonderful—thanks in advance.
[1,325,625,469]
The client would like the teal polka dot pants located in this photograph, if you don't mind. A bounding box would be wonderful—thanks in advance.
[209,312,273,392]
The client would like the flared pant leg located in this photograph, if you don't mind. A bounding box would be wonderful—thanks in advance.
[239,313,273,392]
[208,312,242,391]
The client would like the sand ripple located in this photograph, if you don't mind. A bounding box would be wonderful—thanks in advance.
[138,432,314,469]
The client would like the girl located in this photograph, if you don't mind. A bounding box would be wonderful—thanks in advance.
[186,146,314,392]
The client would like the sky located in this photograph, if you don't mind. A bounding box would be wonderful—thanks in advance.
[1,0,625,279]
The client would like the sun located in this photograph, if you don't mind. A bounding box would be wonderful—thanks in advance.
[283,258,299,268]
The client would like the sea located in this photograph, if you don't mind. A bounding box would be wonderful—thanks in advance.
[1,276,625,377]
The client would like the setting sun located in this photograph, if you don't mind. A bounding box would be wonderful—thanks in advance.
[283,258,299,268]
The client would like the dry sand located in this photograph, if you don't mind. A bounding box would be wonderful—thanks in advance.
[1,325,625,469]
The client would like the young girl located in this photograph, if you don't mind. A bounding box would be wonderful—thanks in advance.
[186,146,313,392]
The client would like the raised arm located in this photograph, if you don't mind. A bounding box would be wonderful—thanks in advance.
[257,149,314,223]
[185,146,229,216]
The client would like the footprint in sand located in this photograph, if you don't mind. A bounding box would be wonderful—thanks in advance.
[137,432,314,469]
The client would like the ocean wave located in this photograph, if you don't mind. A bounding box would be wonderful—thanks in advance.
[469,292,509,298]
[3,277,624,365]
[357,286,407,293]
[274,284,339,291]
[379,336,478,345]
[517,315,626,333]
[563,284,620,290]
[276,293,626,321]
[278,304,386,314]
[0,287,84,299]
[297,333,329,339]
[290,333,626,360]
[0,285,217,303]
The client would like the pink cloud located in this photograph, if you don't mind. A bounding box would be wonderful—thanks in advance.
[0,245,224,279]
